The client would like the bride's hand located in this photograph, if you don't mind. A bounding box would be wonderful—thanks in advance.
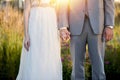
[24,35,30,51]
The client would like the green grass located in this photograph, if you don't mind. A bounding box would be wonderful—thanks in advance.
[0,6,23,79]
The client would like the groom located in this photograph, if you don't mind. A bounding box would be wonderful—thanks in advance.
[58,0,114,80]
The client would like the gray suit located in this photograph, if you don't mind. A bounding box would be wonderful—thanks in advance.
[58,0,114,80]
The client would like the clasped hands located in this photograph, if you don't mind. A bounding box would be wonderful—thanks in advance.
[60,28,70,42]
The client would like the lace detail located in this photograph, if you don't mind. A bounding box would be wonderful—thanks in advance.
[31,0,57,7]
[31,0,40,6]
[31,0,51,6]
[41,0,50,3]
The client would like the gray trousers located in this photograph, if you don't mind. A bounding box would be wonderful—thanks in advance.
[70,17,106,80]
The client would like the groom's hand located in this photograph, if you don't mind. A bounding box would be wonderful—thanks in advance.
[103,26,114,42]
[60,28,70,42]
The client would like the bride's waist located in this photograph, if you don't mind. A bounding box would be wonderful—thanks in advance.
[31,3,54,8]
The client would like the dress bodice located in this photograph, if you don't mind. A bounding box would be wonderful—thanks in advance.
[31,0,51,6]
[41,0,50,3]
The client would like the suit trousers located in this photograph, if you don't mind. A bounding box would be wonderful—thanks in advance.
[70,16,106,80]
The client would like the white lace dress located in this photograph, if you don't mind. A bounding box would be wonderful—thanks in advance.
[16,0,62,80]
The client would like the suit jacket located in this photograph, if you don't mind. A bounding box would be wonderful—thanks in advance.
[58,0,115,35]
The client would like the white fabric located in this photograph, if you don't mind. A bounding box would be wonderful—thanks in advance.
[41,0,50,3]
[31,0,50,6]
[16,6,62,80]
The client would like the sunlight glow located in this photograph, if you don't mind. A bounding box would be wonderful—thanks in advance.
[43,0,51,3]
[57,0,69,4]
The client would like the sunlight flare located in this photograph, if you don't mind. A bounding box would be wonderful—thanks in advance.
[57,0,69,4]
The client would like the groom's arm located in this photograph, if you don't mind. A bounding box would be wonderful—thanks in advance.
[104,0,115,27]
[57,0,70,41]
[58,0,69,29]
[104,0,115,42]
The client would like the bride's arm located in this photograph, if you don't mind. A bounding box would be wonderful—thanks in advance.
[24,0,31,37]
[24,0,31,51]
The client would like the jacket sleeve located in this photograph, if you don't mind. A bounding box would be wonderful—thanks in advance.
[57,0,69,29]
[104,0,115,27]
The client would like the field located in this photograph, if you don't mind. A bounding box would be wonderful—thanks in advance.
[0,3,120,80]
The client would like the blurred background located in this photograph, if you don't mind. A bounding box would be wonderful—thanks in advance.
[0,0,120,80]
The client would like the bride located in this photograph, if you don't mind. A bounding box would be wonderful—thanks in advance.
[16,0,62,80]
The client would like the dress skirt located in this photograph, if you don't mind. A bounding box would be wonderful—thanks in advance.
[16,7,62,80]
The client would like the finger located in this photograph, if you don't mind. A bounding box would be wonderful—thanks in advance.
[66,35,70,40]
[24,41,29,51]
[67,31,70,35]
[66,37,70,42]
[24,42,27,49]
[62,37,66,41]
[106,34,113,42]
[61,32,66,37]
[107,37,111,41]
[62,36,66,41]
[62,33,67,39]
[66,30,70,35]
[108,33,113,41]
[27,41,30,48]
[105,30,110,41]
[108,34,111,41]
[107,31,113,41]
[60,34,65,41]
[105,34,109,42]
[64,35,70,42]
[26,44,29,51]
[24,43,28,51]
[106,37,109,42]
[27,42,30,51]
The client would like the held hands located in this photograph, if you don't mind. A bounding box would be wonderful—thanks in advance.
[103,26,114,42]
[60,28,70,42]
[24,35,30,51]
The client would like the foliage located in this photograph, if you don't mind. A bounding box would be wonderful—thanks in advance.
[0,6,23,80]
[105,45,120,74]
[61,43,72,80]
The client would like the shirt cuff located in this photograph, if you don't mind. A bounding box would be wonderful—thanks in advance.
[60,27,67,30]
[106,26,114,29]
